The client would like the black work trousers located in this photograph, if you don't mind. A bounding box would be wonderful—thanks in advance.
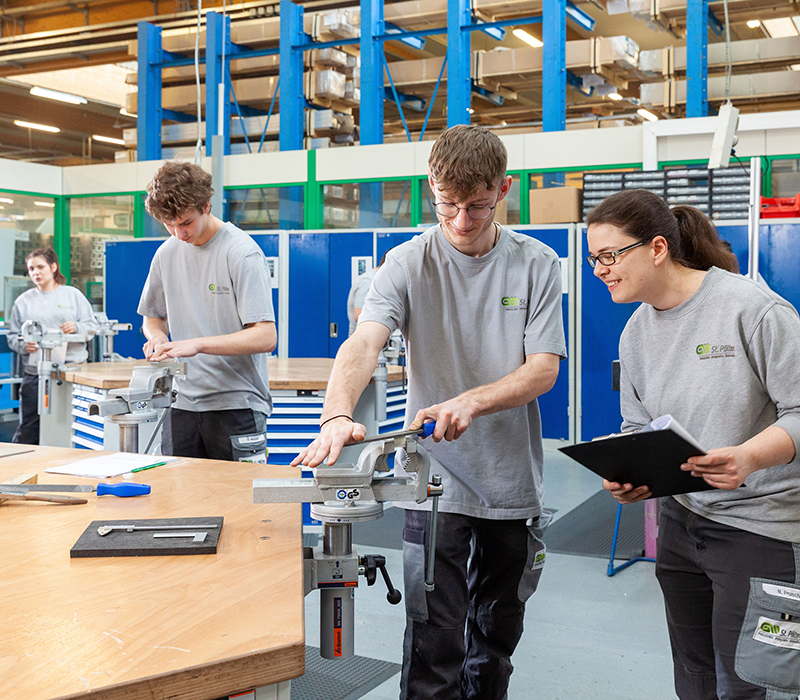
[12,373,39,445]
[400,509,549,700]
[162,406,266,461]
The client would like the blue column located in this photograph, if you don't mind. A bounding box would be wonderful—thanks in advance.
[543,0,566,132]
[446,0,471,127]
[206,12,232,156]
[686,0,709,117]
[360,0,384,145]
[137,22,163,162]
[279,0,305,151]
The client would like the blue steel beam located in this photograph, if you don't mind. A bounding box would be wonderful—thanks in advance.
[206,12,231,156]
[686,0,709,117]
[447,0,471,127]
[384,21,426,49]
[566,1,595,31]
[543,0,566,132]
[360,0,384,145]
[137,21,163,161]
[383,87,426,112]
[279,0,305,151]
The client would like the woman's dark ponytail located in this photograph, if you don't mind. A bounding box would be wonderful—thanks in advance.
[671,206,739,273]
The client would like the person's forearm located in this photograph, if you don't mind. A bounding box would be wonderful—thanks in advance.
[741,425,796,472]
[456,354,560,420]
[142,317,169,342]
[192,323,276,356]
[321,334,383,420]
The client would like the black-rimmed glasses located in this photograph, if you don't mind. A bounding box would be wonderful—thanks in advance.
[586,241,645,268]
[433,198,498,220]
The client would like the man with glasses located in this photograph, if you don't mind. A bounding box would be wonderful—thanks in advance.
[294,124,566,700]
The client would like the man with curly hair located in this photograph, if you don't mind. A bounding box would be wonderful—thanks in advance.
[138,161,276,460]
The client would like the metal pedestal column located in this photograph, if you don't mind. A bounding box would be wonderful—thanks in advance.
[319,522,355,659]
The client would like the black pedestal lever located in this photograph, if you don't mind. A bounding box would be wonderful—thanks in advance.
[361,554,402,604]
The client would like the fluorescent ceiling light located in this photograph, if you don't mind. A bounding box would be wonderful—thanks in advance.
[30,86,87,105]
[637,108,659,122]
[762,17,799,38]
[120,108,137,118]
[14,120,60,133]
[34,201,55,208]
[92,134,126,146]
[608,92,624,101]
[0,197,13,204]
[513,28,543,48]
[746,19,761,29]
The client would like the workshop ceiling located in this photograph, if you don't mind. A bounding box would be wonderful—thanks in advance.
[0,0,799,165]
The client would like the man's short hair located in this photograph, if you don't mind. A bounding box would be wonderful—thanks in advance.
[428,124,508,201]
[145,161,214,222]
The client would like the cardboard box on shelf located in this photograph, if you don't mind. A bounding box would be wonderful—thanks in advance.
[529,186,583,224]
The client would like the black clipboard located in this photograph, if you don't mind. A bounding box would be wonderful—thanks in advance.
[558,429,715,499]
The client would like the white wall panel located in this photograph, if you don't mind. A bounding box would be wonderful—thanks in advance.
[63,162,139,195]
[317,142,416,181]
[0,158,61,195]
[523,124,643,170]
[500,133,525,171]
[225,150,307,187]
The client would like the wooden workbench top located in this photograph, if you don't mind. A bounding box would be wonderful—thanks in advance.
[0,445,305,700]
[60,358,406,391]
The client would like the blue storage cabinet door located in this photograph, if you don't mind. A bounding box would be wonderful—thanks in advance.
[288,232,330,358]
[763,221,800,309]
[105,239,166,359]
[376,229,420,261]
[251,233,281,335]
[328,231,374,357]
[513,226,570,441]
[579,225,638,441]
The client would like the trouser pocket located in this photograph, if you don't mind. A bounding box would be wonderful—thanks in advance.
[517,509,554,603]
[402,510,429,621]
[735,577,800,696]
[230,431,268,462]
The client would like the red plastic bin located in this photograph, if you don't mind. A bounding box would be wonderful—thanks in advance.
[760,194,800,218]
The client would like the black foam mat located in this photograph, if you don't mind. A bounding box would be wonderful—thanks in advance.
[291,646,401,700]
[542,490,645,560]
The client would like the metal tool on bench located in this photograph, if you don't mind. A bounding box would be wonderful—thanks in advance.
[88,362,186,453]
[95,313,133,362]
[0,489,87,505]
[21,320,89,416]
[253,421,443,660]
[0,482,151,497]
[97,523,219,536]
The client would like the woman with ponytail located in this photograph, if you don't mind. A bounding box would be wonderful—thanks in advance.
[7,248,97,444]
[586,189,800,700]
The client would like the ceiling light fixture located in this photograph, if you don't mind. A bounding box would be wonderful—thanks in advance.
[30,86,87,105]
[14,120,60,133]
[92,134,126,146]
[608,92,624,101]
[0,197,13,204]
[746,19,761,28]
[34,201,55,208]
[513,28,543,48]
[637,108,659,122]
[761,17,799,38]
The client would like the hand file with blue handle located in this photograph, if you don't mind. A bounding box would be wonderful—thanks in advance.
[0,483,151,497]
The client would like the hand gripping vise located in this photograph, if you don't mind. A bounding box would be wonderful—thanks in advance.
[252,422,443,660]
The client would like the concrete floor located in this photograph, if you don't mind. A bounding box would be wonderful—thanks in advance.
[303,447,678,700]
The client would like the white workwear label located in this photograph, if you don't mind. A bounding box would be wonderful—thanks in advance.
[238,435,264,444]
[762,583,800,602]
[753,616,800,651]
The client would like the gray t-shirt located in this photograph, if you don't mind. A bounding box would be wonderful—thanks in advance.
[137,222,275,414]
[8,284,98,366]
[347,267,377,336]
[360,225,566,519]
[620,267,800,543]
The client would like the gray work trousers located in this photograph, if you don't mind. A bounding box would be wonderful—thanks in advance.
[656,497,800,700]
[399,509,549,700]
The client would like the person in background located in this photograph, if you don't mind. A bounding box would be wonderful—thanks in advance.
[8,247,97,444]
[587,188,800,700]
[138,161,276,461]
[347,249,393,337]
[294,124,566,700]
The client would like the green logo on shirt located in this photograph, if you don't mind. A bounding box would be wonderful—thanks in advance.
[502,296,528,310]
[696,344,711,355]
[696,343,735,360]
[208,283,231,295]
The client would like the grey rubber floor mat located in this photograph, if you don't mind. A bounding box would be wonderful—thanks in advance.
[291,646,401,700]
[543,490,645,560]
